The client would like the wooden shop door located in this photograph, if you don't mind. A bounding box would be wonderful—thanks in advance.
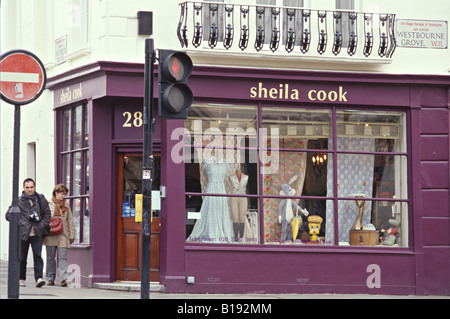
[116,152,161,282]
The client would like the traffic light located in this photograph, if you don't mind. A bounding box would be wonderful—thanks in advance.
[158,50,193,119]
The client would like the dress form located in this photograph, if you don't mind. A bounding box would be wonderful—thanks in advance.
[187,156,233,243]
[229,169,248,240]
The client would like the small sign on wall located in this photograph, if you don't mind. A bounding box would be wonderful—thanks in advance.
[55,36,67,64]
[396,19,448,49]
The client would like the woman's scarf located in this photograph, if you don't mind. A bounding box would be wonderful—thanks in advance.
[52,195,69,216]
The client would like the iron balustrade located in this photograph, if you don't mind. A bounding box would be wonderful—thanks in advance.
[177,1,396,58]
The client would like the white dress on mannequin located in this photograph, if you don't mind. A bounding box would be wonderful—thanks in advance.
[188,157,234,243]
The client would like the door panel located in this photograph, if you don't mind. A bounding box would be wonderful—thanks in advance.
[150,220,160,282]
[124,236,138,269]
[117,153,161,282]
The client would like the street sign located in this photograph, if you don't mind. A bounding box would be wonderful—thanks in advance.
[1,50,46,298]
[0,49,47,105]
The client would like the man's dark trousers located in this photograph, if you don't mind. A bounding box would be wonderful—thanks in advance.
[19,236,44,281]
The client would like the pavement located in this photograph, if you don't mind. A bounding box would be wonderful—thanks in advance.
[1,260,449,300]
[2,282,449,300]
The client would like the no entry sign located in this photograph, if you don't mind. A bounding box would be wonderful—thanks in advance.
[0,50,47,105]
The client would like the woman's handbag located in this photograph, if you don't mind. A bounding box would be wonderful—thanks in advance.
[49,217,63,236]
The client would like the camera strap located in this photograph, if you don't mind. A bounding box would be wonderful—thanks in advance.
[22,193,42,216]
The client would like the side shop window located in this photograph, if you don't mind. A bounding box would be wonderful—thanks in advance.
[61,104,90,244]
[184,104,408,248]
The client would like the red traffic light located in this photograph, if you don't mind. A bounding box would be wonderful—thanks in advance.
[158,50,194,119]
[159,51,193,83]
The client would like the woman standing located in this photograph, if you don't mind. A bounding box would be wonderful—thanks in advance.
[43,184,75,287]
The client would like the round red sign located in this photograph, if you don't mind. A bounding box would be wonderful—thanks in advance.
[0,50,47,105]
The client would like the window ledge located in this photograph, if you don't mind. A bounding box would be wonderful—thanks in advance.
[71,243,91,249]
[187,49,393,71]
[65,47,92,62]
[185,243,414,255]
[44,61,56,72]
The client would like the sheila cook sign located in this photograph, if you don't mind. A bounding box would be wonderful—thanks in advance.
[250,83,348,102]
[396,19,448,49]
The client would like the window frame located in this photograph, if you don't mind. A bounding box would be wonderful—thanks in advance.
[57,102,90,245]
[184,102,411,249]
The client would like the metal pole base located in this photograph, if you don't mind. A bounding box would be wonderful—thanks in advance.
[7,205,21,299]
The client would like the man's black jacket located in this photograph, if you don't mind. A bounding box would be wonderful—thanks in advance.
[5,191,51,241]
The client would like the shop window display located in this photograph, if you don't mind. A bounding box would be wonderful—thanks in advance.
[59,104,90,244]
[185,104,258,244]
[184,104,408,247]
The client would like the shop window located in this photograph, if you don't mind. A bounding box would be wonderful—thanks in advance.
[261,107,331,244]
[60,104,89,244]
[184,104,408,248]
[184,104,258,244]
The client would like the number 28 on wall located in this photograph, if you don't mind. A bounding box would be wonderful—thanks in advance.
[123,111,143,128]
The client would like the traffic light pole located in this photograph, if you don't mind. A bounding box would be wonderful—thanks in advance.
[141,38,155,299]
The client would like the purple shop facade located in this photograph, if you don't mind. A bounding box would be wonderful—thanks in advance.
[47,61,450,296]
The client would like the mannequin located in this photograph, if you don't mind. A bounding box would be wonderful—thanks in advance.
[229,168,249,241]
[187,155,234,243]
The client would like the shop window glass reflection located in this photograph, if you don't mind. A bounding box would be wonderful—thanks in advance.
[74,105,82,149]
[73,151,81,196]
[84,104,89,148]
[186,195,259,244]
[264,198,332,245]
[62,154,70,192]
[84,151,89,194]
[63,109,71,151]
[184,104,408,248]
[72,198,81,243]
[261,108,332,150]
[84,198,90,243]
[331,200,408,247]
[58,103,90,244]
[185,104,258,244]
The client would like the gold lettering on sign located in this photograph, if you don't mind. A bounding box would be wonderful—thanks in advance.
[250,83,300,100]
[249,82,348,102]
[122,111,143,128]
[72,83,83,99]
[59,83,83,104]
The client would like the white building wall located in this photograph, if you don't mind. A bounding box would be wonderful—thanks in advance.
[1,0,449,261]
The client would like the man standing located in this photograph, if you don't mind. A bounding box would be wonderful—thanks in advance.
[6,178,51,287]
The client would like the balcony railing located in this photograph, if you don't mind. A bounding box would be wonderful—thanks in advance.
[177,1,396,59]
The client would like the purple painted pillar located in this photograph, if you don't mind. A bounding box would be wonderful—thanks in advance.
[159,118,187,289]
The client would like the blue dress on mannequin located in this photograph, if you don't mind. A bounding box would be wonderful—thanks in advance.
[188,157,234,243]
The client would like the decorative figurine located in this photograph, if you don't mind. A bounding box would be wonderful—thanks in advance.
[348,193,379,246]
[349,193,369,230]
[380,218,400,246]
[278,174,309,241]
[308,215,323,242]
